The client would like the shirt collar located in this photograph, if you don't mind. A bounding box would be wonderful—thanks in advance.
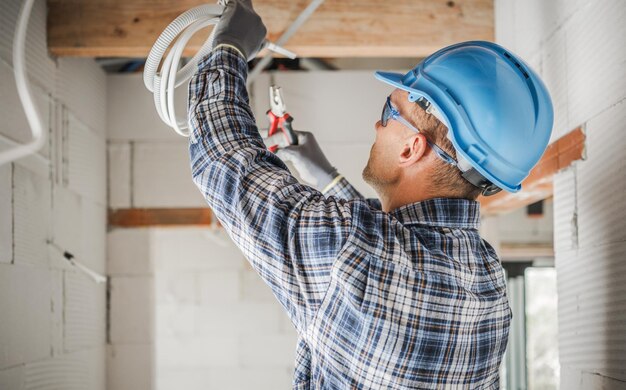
[390,198,480,230]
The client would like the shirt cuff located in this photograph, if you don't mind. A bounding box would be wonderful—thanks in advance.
[213,43,245,60]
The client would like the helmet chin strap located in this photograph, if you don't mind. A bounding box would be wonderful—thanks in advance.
[456,155,502,196]
[415,96,502,197]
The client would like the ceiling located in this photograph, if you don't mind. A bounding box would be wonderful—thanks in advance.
[47,0,494,58]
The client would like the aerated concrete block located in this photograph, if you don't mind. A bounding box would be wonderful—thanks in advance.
[576,101,626,248]
[0,263,51,369]
[241,268,278,303]
[64,271,106,351]
[109,276,155,343]
[107,229,153,276]
[273,71,383,146]
[566,0,625,129]
[194,302,284,336]
[56,58,107,137]
[107,344,154,390]
[0,164,11,264]
[0,365,24,390]
[156,271,197,305]
[239,333,298,368]
[156,304,195,339]
[13,164,51,267]
[108,142,132,209]
[542,28,569,142]
[23,348,106,390]
[157,336,239,369]
[51,185,82,262]
[80,198,107,274]
[151,228,245,272]
[198,270,239,304]
[66,113,106,205]
[107,74,183,142]
[157,368,211,390]
[205,367,293,390]
[132,141,206,207]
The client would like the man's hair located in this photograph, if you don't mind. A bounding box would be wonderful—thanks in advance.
[409,103,483,200]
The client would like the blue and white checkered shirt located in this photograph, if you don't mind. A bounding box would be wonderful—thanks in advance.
[188,47,511,389]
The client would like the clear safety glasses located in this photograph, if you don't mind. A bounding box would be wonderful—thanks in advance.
[381,96,458,167]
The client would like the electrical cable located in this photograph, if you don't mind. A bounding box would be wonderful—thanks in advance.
[0,0,49,167]
[48,241,107,284]
[143,1,297,137]
[143,3,225,137]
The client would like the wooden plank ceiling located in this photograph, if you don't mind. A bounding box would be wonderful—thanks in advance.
[47,0,493,58]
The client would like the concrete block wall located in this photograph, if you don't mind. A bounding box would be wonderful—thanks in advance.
[152,228,296,390]
[106,227,298,390]
[496,0,626,387]
[106,229,155,390]
[0,0,107,389]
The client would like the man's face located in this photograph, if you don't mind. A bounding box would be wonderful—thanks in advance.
[362,89,415,192]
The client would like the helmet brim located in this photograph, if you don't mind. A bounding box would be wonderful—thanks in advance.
[374,71,423,97]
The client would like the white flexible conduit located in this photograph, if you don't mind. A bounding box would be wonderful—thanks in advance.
[143,4,225,137]
[145,2,314,137]
[0,0,48,167]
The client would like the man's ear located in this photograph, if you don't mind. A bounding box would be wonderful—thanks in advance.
[399,133,428,166]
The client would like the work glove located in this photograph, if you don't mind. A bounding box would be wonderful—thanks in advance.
[275,131,338,191]
[212,0,267,61]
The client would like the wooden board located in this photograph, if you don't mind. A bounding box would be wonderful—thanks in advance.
[479,127,586,215]
[47,0,493,58]
[108,208,213,228]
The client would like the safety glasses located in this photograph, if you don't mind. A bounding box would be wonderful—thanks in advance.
[381,96,458,166]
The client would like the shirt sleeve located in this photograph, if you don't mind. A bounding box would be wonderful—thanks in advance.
[324,176,382,210]
[188,46,354,331]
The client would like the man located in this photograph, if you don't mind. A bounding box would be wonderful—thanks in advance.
[188,1,553,388]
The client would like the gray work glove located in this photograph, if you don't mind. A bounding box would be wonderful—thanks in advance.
[275,131,338,191]
[212,0,267,61]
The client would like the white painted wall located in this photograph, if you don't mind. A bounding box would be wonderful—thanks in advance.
[0,0,107,388]
[496,0,626,388]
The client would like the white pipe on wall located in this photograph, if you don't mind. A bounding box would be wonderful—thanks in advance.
[0,0,49,167]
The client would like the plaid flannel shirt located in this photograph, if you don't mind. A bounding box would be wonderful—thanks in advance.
[188,46,511,389]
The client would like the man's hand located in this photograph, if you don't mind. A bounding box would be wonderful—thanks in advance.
[212,0,267,61]
[275,131,338,191]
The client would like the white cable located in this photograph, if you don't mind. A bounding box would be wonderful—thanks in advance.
[48,241,107,284]
[143,4,225,137]
[0,0,49,167]
[144,2,298,137]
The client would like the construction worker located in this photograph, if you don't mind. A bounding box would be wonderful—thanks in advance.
[188,0,553,388]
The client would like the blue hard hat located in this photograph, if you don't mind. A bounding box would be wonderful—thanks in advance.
[375,41,553,194]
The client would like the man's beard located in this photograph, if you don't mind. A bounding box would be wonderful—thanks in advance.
[362,151,397,192]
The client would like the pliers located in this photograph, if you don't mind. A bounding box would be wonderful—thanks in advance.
[264,85,298,152]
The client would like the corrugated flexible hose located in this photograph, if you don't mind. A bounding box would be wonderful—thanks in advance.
[143,4,225,137]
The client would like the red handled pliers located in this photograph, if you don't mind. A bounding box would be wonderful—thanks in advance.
[265,85,298,153]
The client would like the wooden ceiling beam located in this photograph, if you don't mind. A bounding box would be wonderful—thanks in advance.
[47,0,493,58]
